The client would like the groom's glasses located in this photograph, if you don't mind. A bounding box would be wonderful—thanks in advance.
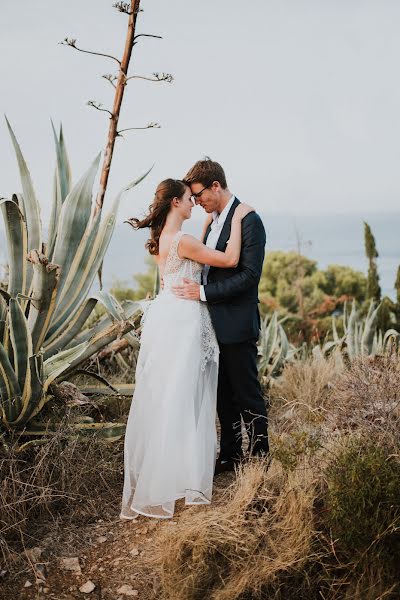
[190,183,212,203]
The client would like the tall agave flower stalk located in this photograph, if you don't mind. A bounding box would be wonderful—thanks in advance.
[0,121,148,434]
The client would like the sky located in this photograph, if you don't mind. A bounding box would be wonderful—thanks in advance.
[1,0,400,226]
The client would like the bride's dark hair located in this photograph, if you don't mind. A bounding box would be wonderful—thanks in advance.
[126,178,188,255]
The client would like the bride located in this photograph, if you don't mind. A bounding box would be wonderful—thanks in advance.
[120,178,253,519]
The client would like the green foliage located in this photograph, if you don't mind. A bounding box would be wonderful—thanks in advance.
[259,251,368,345]
[364,222,381,302]
[133,256,158,299]
[324,436,400,565]
[318,264,366,301]
[260,251,317,296]
[395,266,400,305]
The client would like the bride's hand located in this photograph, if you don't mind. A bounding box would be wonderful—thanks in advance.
[233,203,255,222]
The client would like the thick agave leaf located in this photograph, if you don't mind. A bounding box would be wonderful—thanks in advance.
[48,125,73,259]
[0,341,21,423]
[21,421,125,442]
[332,316,339,343]
[27,251,60,354]
[43,297,98,359]
[5,118,42,257]
[48,170,62,260]
[0,297,6,345]
[51,122,72,204]
[346,300,358,360]
[43,341,90,392]
[64,319,135,377]
[0,196,28,298]
[47,211,102,336]
[258,312,278,374]
[66,298,141,349]
[270,324,290,375]
[96,291,128,322]
[51,173,150,334]
[383,329,400,353]
[361,301,380,355]
[11,353,44,426]
[52,153,101,296]
[9,298,32,416]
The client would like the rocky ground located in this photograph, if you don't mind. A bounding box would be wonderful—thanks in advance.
[0,473,234,600]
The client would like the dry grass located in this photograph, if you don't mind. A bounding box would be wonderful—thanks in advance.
[155,355,400,600]
[156,457,317,600]
[0,413,123,569]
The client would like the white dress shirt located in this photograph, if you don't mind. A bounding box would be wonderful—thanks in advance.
[200,195,235,301]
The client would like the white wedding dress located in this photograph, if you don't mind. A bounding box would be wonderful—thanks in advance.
[120,231,219,519]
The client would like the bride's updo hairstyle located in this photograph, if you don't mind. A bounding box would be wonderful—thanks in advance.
[126,179,187,255]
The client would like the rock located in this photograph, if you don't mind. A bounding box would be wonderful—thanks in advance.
[79,580,96,594]
[26,547,43,563]
[24,580,33,588]
[35,564,47,582]
[60,557,82,575]
[116,584,139,596]
[129,547,140,557]
[96,536,107,544]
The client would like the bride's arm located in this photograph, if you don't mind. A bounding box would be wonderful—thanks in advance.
[179,204,254,268]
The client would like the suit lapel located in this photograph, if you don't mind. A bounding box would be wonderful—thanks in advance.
[215,197,240,252]
[203,222,212,244]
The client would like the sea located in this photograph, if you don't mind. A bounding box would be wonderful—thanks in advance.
[1,212,399,299]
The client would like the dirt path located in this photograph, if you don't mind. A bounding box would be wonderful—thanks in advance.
[1,473,234,600]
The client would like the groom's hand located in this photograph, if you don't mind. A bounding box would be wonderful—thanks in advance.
[172,278,200,300]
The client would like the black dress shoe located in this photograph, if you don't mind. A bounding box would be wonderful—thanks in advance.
[214,457,241,476]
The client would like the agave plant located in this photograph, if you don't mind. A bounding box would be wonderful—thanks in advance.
[319,299,399,360]
[0,120,147,434]
[257,312,298,381]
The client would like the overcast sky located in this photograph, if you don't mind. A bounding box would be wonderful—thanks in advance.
[1,0,400,225]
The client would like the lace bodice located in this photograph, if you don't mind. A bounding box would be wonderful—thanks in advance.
[143,230,219,371]
[162,231,203,290]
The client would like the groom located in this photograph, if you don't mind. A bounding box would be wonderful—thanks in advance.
[172,158,269,474]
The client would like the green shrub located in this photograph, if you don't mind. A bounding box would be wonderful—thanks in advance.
[324,436,400,567]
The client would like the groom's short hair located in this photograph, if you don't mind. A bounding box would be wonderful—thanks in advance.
[184,157,227,189]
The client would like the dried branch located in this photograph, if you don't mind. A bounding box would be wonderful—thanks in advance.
[117,122,160,136]
[133,34,162,45]
[113,1,142,14]
[102,74,118,88]
[60,38,121,66]
[126,72,174,83]
[87,100,114,117]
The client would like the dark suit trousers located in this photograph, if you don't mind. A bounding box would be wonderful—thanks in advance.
[217,339,269,461]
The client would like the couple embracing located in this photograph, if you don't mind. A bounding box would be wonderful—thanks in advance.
[120,158,269,520]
